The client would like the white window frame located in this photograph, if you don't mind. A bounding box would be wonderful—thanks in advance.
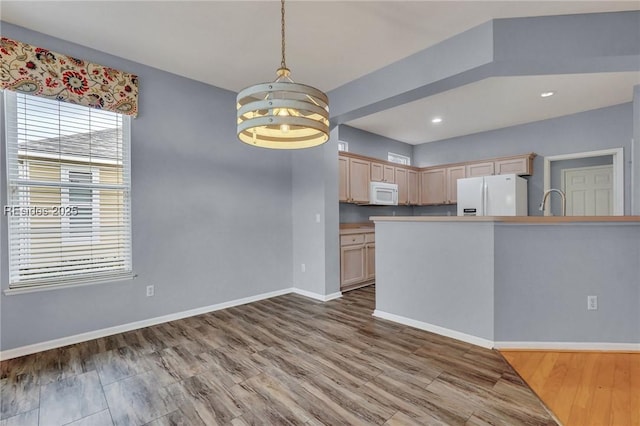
[338,141,349,152]
[4,90,133,294]
[388,152,411,165]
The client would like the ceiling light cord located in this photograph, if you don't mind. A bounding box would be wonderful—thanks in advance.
[281,0,287,70]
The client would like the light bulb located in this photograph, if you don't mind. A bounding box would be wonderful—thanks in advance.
[277,108,290,133]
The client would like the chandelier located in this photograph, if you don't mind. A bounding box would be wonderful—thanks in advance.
[236,0,330,149]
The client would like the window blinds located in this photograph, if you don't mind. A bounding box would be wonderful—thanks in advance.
[5,91,132,289]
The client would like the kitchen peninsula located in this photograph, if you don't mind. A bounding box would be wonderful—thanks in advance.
[371,216,640,350]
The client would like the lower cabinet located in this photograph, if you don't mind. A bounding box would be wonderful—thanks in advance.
[340,230,375,291]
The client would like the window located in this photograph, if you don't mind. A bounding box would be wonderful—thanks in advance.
[338,141,348,152]
[61,166,100,244]
[4,91,132,290]
[388,152,411,165]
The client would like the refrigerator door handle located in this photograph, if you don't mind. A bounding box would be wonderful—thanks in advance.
[482,180,488,216]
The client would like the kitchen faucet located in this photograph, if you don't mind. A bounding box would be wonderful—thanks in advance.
[539,188,566,216]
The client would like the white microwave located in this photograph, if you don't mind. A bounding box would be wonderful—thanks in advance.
[369,181,398,205]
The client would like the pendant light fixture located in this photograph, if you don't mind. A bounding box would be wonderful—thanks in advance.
[236,0,329,149]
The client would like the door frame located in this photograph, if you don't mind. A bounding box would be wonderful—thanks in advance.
[543,148,624,216]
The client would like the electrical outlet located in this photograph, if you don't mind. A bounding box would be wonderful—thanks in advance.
[146,285,155,297]
[587,295,597,310]
[315,213,321,223]
[301,263,306,273]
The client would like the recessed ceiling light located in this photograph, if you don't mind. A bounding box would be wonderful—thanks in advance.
[540,91,555,98]
[431,117,443,124]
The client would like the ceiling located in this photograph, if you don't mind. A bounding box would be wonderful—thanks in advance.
[347,72,640,144]
[2,1,639,145]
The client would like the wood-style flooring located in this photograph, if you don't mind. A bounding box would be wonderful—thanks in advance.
[502,351,640,426]
[1,286,558,425]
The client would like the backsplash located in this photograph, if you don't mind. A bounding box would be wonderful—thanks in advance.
[339,203,458,223]
[339,203,414,223]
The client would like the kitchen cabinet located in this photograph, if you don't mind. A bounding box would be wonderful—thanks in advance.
[339,157,370,204]
[340,229,375,291]
[395,167,419,206]
[495,155,534,175]
[371,162,395,183]
[420,168,446,205]
[365,237,375,281]
[395,167,408,205]
[338,152,534,205]
[466,161,495,177]
[446,165,466,204]
[421,166,466,205]
[408,170,419,205]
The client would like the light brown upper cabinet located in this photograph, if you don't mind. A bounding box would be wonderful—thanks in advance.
[446,165,466,204]
[395,167,408,205]
[348,158,370,204]
[420,168,446,205]
[383,165,395,183]
[371,162,395,183]
[407,170,419,205]
[495,155,534,176]
[466,161,495,177]
[393,166,419,206]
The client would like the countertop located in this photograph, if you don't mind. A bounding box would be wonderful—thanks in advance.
[370,216,640,224]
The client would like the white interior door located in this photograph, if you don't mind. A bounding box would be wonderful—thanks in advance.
[562,165,613,216]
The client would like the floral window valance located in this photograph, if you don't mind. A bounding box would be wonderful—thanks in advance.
[1,37,138,117]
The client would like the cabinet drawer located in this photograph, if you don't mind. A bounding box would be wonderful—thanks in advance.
[365,233,375,243]
[341,234,365,246]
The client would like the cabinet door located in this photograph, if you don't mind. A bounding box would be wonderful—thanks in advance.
[341,244,366,287]
[383,165,395,183]
[466,161,495,177]
[495,156,531,175]
[349,158,370,203]
[420,168,446,205]
[365,243,375,281]
[446,165,466,204]
[338,156,349,202]
[408,170,419,205]
[370,162,384,182]
[395,167,408,205]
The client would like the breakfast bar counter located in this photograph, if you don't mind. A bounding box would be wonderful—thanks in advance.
[370,216,640,349]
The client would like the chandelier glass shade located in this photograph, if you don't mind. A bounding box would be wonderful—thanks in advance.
[236,1,329,149]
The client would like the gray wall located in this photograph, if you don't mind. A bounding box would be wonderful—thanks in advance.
[338,125,414,161]
[375,221,495,341]
[414,103,633,216]
[494,223,640,343]
[0,23,294,351]
[291,128,340,297]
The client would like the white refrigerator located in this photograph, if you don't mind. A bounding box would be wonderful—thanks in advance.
[457,174,528,216]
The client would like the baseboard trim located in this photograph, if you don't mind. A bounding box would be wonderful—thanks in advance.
[291,288,343,302]
[1,286,347,360]
[0,287,293,361]
[494,341,640,352]
[373,310,494,349]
